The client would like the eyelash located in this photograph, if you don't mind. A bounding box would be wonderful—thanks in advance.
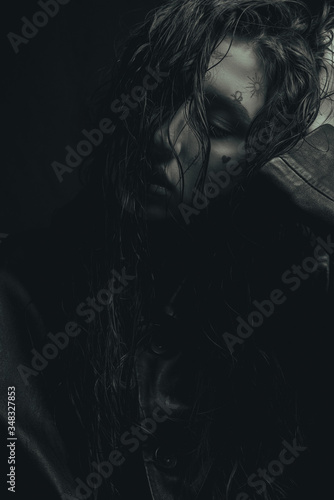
[208,123,232,139]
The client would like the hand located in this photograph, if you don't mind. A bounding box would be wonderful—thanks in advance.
[307,33,334,133]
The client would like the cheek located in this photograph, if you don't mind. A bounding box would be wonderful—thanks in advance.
[173,129,204,196]
[205,138,247,196]
[207,138,246,176]
[178,136,247,202]
[180,156,205,201]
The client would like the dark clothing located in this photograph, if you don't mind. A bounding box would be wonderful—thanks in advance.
[1,124,334,499]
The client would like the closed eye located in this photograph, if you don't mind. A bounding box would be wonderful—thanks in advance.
[208,123,233,139]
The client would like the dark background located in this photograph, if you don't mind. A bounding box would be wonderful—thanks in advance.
[2,0,162,234]
[2,0,325,234]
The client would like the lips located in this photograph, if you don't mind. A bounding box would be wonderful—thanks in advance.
[148,168,174,191]
[148,184,169,197]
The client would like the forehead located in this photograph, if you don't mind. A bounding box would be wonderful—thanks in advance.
[204,38,267,120]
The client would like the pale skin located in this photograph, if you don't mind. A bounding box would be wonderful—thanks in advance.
[146,35,333,220]
[307,33,334,133]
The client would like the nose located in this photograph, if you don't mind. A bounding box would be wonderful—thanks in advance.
[152,103,187,161]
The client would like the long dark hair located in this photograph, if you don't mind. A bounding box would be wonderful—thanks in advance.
[69,1,334,498]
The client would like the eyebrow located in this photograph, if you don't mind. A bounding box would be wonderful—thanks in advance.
[204,89,252,129]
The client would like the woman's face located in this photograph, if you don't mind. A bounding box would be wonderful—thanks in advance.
[145,37,267,221]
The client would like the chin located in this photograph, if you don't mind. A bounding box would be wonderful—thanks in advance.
[143,203,172,221]
[143,190,180,221]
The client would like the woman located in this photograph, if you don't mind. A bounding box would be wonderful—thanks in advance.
[1,0,334,499]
